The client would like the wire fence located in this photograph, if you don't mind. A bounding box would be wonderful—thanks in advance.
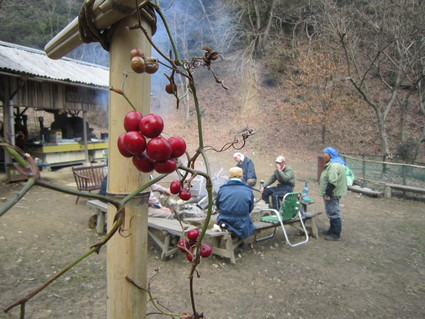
[340,154,425,199]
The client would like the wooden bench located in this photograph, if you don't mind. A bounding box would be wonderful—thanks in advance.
[72,164,107,204]
[86,199,108,234]
[85,200,238,262]
[85,200,321,264]
[383,183,425,199]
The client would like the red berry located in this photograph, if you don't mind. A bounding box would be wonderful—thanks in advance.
[123,131,146,155]
[179,188,191,201]
[186,252,194,262]
[187,228,200,241]
[131,56,146,73]
[130,48,144,59]
[154,158,177,174]
[200,243,212,258]
[168,136,186,158]
[146,137,172,161]
[178,239,189,253]
[132,152,155,173]
[117,133,132,158]
[170,180,182,194]
[139,114,164,138]
[144,57,159,74]
[165,83,177,94]
[123,110,143,132]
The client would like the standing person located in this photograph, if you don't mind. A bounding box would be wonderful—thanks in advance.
[233,152,257,186]
[260,156,295,210]
[319,147,347,241]
[216,167,256,239]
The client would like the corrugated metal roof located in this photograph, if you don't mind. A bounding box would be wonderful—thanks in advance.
[0,40,109,87]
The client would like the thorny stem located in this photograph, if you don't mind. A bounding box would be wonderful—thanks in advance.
[126,276,181,317]
[0,177,36,217]
[0,138,29,169]
[150,1,180,63]
[2,214,123,314]
[35,179,122,209]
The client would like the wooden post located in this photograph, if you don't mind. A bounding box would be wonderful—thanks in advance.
[3,78,14,171]
[106,15,152,319]
[82,110,90,165]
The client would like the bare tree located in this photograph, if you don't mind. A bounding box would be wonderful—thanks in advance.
[287,47,361,144]
[319,0,425,162]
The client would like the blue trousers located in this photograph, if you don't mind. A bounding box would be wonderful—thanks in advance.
[324,196,342,234]
[262,184,293,210]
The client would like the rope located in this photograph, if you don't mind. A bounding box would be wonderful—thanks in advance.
[77,0,157,52]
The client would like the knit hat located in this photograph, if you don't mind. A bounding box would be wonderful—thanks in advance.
[229,167,243,179]
[275,155,286,163]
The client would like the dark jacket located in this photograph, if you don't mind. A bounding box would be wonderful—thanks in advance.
[216,179,256,239]
[236,156,257,182]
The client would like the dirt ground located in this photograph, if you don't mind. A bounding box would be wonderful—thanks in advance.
[1,154,425,319]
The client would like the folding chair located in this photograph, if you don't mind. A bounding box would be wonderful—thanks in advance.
[257,192,309,247]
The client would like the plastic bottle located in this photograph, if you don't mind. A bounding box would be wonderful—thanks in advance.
[302,181,309,199]
[260,180,264,188]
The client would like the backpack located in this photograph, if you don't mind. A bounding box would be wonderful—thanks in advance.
[345,165,355,187]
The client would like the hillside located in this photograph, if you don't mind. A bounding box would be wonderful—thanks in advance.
[151,53,396,164]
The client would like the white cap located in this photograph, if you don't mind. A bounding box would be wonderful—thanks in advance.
[275,156,285,163]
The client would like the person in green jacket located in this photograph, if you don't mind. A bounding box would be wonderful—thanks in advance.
[319,147,347,241]
[260,155,295,210]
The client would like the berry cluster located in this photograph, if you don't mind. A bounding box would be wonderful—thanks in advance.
[130,48,159,74]
[169,179,192,201]
[117,110,187,175]
[178,229,213,262]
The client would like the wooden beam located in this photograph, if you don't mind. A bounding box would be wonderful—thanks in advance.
[106,14,152,319]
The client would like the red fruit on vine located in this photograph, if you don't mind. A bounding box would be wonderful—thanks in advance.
[186,252,194,262]
[165,83,177,94]
[117,133,132,158]
[178,239,189,253]
[131,56,146,73]
[130,48,144,59]
[154,158,177,174]
[200,243,213,258]
[139,114,164,138]
[170,180,182,194]
[168,136,186,158]
[123,110,143,132]
[144,57,159,74]
[179,188,192,201]
[146,137,172,161]
[187,228,200,241]
[132,152,155,173]
[123,131,146,155]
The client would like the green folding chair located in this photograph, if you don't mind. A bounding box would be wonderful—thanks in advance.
[258,192,309,247]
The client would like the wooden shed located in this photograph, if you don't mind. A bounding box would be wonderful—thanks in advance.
[0,41,109,178]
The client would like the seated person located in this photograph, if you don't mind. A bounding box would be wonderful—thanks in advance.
[260,155,295,210]
[216,167,256,239]
[233,152,257,186]
[99,176,173,219]
[149,184,173,219]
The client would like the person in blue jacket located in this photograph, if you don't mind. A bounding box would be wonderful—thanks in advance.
[216,167,256,239]
[233,152,257,186]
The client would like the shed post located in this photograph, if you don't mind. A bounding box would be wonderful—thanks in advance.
[2,78,14,168]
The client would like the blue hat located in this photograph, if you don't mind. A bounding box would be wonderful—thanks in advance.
[323,147,345,165]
